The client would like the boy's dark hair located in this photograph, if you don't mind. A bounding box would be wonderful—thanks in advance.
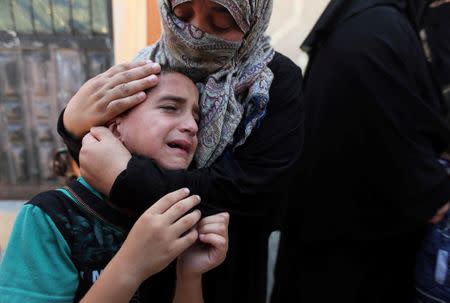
[144,64,196,95]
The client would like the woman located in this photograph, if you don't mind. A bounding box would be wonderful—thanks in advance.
[60,0,303,302]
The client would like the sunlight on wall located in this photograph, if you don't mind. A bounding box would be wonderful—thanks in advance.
[113,0,148,64]
[267,0,330,71]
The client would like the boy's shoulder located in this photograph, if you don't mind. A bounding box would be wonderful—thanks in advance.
[26,187,87,250]
[26,187,84,230]
[27,181,127,266]
[27,188,71,210]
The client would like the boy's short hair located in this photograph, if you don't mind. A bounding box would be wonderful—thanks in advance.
[144,64,196,95]
[160,64,186,76]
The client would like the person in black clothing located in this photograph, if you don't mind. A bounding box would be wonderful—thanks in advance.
[424,1,450,124]
[58,0,303,302]
[271,1,450,302]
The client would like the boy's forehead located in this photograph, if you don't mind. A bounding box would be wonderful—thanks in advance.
[142,72,199,112]
[154,72,196,93]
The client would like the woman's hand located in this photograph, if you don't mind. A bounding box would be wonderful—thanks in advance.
[176,212,229,278]
[64,61,161,138]
[80,127,131,195]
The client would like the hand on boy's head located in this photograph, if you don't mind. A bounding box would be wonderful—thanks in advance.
[80,127,131,195]
[64,60,161,138]
[176,212,230,277]
[113,188,201,283]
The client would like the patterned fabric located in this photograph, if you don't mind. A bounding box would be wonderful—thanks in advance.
[135,0,274,167]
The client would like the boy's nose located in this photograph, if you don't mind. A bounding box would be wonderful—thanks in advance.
[181,116,198,135]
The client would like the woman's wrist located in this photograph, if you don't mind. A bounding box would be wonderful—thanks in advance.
[63,108,86,138]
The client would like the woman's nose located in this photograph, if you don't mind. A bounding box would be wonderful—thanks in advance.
[188,5,209,33]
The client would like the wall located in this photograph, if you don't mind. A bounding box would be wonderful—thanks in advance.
[112,0,161,64]
[267,0,330,71]
[112,0,148,64]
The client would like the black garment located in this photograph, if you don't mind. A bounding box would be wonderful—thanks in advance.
[272,1,450,302]
[28,180,173,303]
[58,52,304,303]
[424,3,450,103]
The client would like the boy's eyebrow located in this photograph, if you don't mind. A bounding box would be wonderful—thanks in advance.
[158,95,186,103]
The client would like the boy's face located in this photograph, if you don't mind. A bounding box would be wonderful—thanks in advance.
[110,72,199,170]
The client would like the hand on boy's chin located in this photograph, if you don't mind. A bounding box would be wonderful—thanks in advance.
[80,127,132,195]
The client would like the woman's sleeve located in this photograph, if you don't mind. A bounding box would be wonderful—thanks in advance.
[0,204,78,303]
[57,109,82,164]
[110,54,304,224]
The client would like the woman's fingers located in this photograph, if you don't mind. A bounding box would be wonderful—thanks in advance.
[88,126,116,142]
[108,62,161,88]
[104,91,147,118]
[63,60,161,138]
[81,132,99,147]
[103,60,152,78]
[102,75,156,105]
[149,188,192,214]
[107,75,158,99]
[80,127,131,195]
[98,63,160,118]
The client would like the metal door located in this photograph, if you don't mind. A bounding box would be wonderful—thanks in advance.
[0,0,113,199]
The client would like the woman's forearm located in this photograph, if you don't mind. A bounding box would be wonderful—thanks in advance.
[173,274,204,303]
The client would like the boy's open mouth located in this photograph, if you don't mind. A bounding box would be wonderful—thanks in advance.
[167,140,191,153]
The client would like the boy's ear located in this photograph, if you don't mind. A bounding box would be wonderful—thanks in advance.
[108,118,122,140]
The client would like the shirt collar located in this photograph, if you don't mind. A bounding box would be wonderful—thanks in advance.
[77,176,103,200]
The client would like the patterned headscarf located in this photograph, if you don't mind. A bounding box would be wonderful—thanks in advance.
[135,0,274,167]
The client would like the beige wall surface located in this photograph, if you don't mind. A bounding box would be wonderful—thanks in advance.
[267,0,330,71]
[1,214,17,251]
[0,204,23,253]
[113,0,148,64]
